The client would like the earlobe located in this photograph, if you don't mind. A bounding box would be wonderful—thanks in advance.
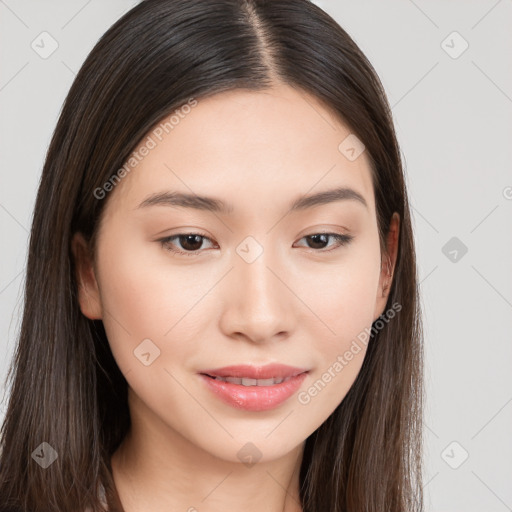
[373,212,400,320]
[71,232,103,320]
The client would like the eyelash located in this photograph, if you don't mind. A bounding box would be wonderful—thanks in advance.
[158,231,354,257]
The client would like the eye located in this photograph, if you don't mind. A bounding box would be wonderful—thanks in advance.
[294,232,354,252]
[158,232,216,257]
[158,231,354,258]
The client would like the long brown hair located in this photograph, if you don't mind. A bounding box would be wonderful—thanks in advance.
[0,1,423,510]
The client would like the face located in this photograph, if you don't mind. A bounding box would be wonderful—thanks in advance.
[73,84,398,464]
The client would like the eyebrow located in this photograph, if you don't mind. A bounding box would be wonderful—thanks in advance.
[136,186,368,214]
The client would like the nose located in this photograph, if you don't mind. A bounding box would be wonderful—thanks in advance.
[218,246,294,344]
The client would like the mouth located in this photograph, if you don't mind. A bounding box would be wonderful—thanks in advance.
[197,364,310,411]
[201,374,299,386]
[199,363,309,381]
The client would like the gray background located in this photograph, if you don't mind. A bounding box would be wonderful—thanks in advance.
[1,1,511,510]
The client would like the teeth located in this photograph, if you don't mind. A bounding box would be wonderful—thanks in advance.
[212,375,292,386]
[256,378,276,386]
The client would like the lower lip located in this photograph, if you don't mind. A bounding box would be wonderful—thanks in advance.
[199,373,308,412]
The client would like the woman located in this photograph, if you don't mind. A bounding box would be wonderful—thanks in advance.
[0,0,423,511]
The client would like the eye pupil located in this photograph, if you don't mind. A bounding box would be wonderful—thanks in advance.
[307,234,328,249]
[180,234,203,251]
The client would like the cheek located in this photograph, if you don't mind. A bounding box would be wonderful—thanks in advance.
[300,238,381,344]
[294,238,381,409]
[94,234,180,371]
[95,236,214,375]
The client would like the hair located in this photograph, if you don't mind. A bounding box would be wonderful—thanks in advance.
[0,0,423,511]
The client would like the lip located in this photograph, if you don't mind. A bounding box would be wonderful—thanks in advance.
[199,363,308,380]
[198,364,309,412]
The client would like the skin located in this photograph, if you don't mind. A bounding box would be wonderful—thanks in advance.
[72,83,399,512]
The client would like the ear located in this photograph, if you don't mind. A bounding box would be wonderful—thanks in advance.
[373,212,400,321]
[71,232,103,320]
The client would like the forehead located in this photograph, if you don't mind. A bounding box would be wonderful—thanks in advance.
[103,84,375,216]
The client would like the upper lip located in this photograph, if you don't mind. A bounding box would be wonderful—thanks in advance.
[200,364,309,380]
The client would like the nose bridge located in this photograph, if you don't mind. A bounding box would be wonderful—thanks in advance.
[222,236,292,342]
[241,252,281,308]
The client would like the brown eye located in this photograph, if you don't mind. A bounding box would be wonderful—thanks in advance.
[159,232,215,256]
[176,234,204,251]
[158,231,353,258]
[296,233,353,252]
